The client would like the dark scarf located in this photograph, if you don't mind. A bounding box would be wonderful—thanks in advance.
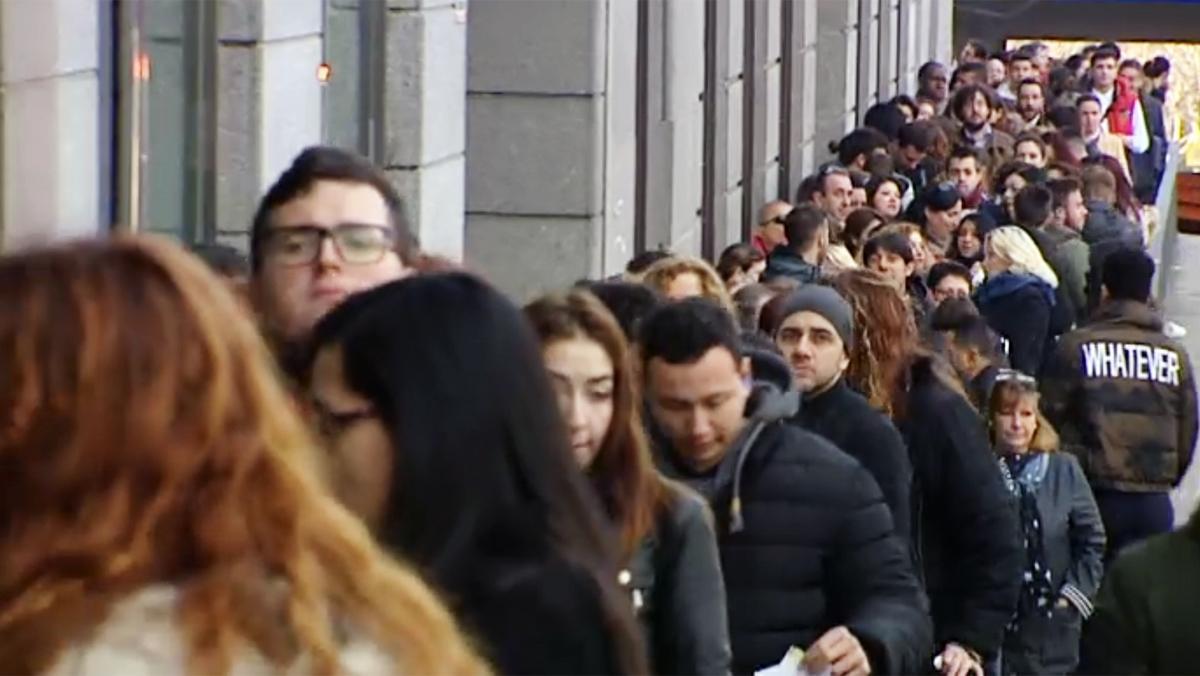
[997,451,1055,631]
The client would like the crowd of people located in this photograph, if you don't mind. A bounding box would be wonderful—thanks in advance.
[0,38,1196,676]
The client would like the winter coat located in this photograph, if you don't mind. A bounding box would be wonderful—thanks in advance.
[1042,300,1199,493]
[976,272,1057,376]
[897,356,1022,663]
[1081,200,1142,249]
[47,586,394,675]
[998,453,1106,676]
[763,248,822,286]
[654,385,932,675]
[1077,511,1200,675]
[627,482,732,676]
[968,364,1001,411]
[1040,224,1091,327]
[457,550,625,675]
[791,378,913,543]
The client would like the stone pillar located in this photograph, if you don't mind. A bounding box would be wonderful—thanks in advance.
[602,0,638,277]
[0,0,101,248]
[929,0,955,65]
[216,0,324,247]
[856,0,881,112]
[815,0,858,160]
[384,0,467,260]
[781,0,817,199]
[878,0,900,100]
[660,0,707,255]
[897,0,923,96]
[465,0,607,299]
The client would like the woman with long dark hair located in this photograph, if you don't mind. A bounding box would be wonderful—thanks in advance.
[304,273,646,675]
[526,290,730,675]
[0,238,484,675]
[833,268,1022,676]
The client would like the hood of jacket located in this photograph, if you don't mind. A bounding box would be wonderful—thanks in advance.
[977,271,1057,309]
[765,247,821,284]
[1090,299,1164,332]
[651,383,799,534]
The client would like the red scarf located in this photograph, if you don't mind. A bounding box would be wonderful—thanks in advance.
[1106,76,1137,137]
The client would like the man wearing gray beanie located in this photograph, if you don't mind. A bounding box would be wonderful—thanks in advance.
[773,285,914,542]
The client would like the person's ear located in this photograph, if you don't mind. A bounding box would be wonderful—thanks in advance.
[905,261,916,278]
[738,356,752,382]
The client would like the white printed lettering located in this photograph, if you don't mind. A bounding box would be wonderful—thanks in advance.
[1082,343,1103,378]
[1136,345,1151,381]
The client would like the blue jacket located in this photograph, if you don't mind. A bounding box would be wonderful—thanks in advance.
[976,272,1057,376]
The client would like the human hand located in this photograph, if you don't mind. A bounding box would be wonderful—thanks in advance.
[804,626,871,676]
[936,643,982,676]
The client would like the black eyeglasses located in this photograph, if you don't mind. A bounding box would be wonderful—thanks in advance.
[262,223,395,267]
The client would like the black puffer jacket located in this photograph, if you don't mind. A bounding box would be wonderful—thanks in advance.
[654,385,932,674]
[897,356,1022,664]
[791,378,913,543]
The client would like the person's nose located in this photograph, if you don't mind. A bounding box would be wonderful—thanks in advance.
[315,236,342,271]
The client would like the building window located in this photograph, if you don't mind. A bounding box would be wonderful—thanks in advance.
[115,0,217,243]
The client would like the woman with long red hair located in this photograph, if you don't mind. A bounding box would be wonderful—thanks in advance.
[0,237,485,675]
[525,289,731,675]
[832,268,1022,676]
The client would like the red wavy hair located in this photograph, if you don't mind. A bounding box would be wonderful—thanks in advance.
[0,237,486,674]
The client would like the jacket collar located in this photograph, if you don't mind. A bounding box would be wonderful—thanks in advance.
[1092,300,1163,332]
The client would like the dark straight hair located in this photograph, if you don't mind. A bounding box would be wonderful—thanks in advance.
[304,272,645,672]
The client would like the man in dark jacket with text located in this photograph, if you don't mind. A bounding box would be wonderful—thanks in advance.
[640,299,932,675]
[1043,249,1197,561]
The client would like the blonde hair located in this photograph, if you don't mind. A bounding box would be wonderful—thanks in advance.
[0,237,486,675]
[643,255,736,315]
[985,226,1059,288]
[988,380,1060,453]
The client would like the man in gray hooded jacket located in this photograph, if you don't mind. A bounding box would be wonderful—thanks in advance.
[639,298,932,676]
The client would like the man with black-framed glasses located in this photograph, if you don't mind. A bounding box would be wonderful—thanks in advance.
[250,146,415,369]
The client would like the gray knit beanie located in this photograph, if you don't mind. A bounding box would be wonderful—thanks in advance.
[771,285,855,350]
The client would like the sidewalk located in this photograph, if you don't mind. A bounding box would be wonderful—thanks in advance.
[1162,232,1200,525]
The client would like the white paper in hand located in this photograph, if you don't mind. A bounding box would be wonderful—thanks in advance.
[753,646,833,676]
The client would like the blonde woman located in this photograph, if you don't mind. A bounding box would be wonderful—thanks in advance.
[987,372,1104,675]
[975,226,1060,375]
[642,256,736,315]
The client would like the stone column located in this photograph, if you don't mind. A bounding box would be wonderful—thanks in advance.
[216,0,324,247]
[929,0,955,66]
[857,0,881,112]
[815,0,858,158]
[466,0,608,298]
[0,0,101,248]
[878,0,900,100]
[384,0,467,260]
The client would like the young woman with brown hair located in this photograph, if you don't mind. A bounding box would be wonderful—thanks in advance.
[986,373,1104,675]
[0,237,484,675]
[832,268,1022,676]
[525,289,731,675]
